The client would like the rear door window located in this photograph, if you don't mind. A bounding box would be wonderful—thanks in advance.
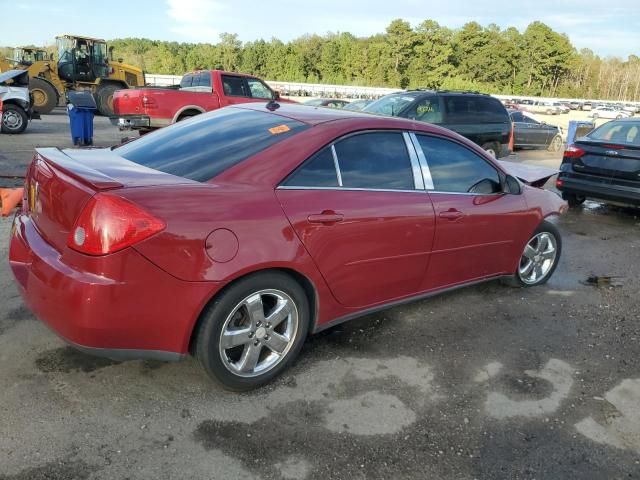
[444,96,509,124]
[222,75,248,97]
[283,148,338,187]
[199,72,211,88]
[116,108,308,182]
[334,132,414,190]
[416,135,501,194]
[510,112,525,122]
[180,74,194,88]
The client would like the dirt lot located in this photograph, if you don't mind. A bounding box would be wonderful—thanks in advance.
[1,110,639,480]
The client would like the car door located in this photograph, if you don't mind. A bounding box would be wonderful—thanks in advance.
[276,131,436,308]
[412,133,529,290]
[220,74,256,106]
[523,115,550,146]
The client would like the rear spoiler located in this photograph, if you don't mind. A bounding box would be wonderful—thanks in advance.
[497,160,558,188]
[35,148,123,190]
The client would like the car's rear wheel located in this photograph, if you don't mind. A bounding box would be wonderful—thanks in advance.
[547,135,563,152]
[503,221,561,287]
[195,271,310,391]
[563,192,586,207]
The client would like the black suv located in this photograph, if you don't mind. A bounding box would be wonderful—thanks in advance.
[363,90,512,158]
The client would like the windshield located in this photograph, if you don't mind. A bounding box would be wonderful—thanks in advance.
[363,94,418,116]
[57,37,74,64]
[586,121,640,146]
[116,108,309,182]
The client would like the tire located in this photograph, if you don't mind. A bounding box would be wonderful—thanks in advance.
[502,221,562,287]
[562,192,586,208]
[29,77,58,114]
[482,142,498,158]
[547,135,563,153]
[195,271,310,391]
[95,83,121,116]
[1,104,28,134]
[546,109,552,115]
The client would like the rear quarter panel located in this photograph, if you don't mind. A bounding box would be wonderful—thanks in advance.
[119,183,346,327]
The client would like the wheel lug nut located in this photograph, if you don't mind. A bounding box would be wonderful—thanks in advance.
[254,340,259,346]
[266,323,271,328]
[264,335,270,341]
[248,332,254,338]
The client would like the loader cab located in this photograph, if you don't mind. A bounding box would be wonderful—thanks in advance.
[56,35,109,84]
[13,48,48,66]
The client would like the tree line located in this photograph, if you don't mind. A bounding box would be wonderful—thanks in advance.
[4,19,639,101]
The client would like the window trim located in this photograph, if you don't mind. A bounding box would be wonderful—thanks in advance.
[279,129,423,192]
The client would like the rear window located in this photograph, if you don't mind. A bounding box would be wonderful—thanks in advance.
[587,121,640,146]
[444,96,509,124]
[116,108,309,182]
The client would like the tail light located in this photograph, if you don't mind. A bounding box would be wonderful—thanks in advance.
[142,95,157,109]
[68,193,165,256]
[563,144,585,159]
[508,123,514,153]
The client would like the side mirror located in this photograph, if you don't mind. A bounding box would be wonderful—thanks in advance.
[504,174,521,195]
[108,46,114,62]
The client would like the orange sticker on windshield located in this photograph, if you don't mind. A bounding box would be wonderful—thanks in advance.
[269,125,291,135]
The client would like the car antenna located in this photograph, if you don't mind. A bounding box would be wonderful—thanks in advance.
[266,99,280,111]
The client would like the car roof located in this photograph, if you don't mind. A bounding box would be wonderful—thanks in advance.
[235,101,411,126]
[233,102,462,137]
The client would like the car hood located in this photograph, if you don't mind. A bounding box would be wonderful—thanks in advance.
[497,160,558,188]
[0,69,29,86]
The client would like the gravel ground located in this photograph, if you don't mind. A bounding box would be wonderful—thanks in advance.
[1,109,639,480]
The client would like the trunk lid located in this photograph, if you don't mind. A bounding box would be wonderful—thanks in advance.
[27,147,195,252]
[573,140,640,181]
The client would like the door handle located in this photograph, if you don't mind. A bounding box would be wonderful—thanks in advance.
[439,208,464,220]
[307,211,344,225]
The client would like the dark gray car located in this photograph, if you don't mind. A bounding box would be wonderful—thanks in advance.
[509,110,564,152]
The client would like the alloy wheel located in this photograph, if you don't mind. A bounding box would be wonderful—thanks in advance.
[518,232,558,285]
[218,289,298,378]
[2,111,23,131]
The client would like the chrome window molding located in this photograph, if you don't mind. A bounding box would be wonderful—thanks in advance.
[276,185,429,194]
[402,132,425,190]
[408,132,434,190]
[330,144,343,187]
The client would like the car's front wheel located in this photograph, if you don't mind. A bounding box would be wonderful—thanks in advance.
[195,271,310,391]
[503,221,562,287]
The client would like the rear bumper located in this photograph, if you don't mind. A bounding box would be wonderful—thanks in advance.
[9,214,219,358]
[557,171,640,206]
[110,115,170,130]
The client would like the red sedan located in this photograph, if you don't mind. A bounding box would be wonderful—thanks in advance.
[9,103,566,390]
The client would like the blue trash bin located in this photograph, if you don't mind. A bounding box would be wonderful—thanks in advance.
[67,91,97,146]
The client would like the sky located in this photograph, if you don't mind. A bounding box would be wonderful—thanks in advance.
[3,0,639,58]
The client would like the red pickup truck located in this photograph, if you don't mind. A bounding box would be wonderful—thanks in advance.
[113,70,287,132]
